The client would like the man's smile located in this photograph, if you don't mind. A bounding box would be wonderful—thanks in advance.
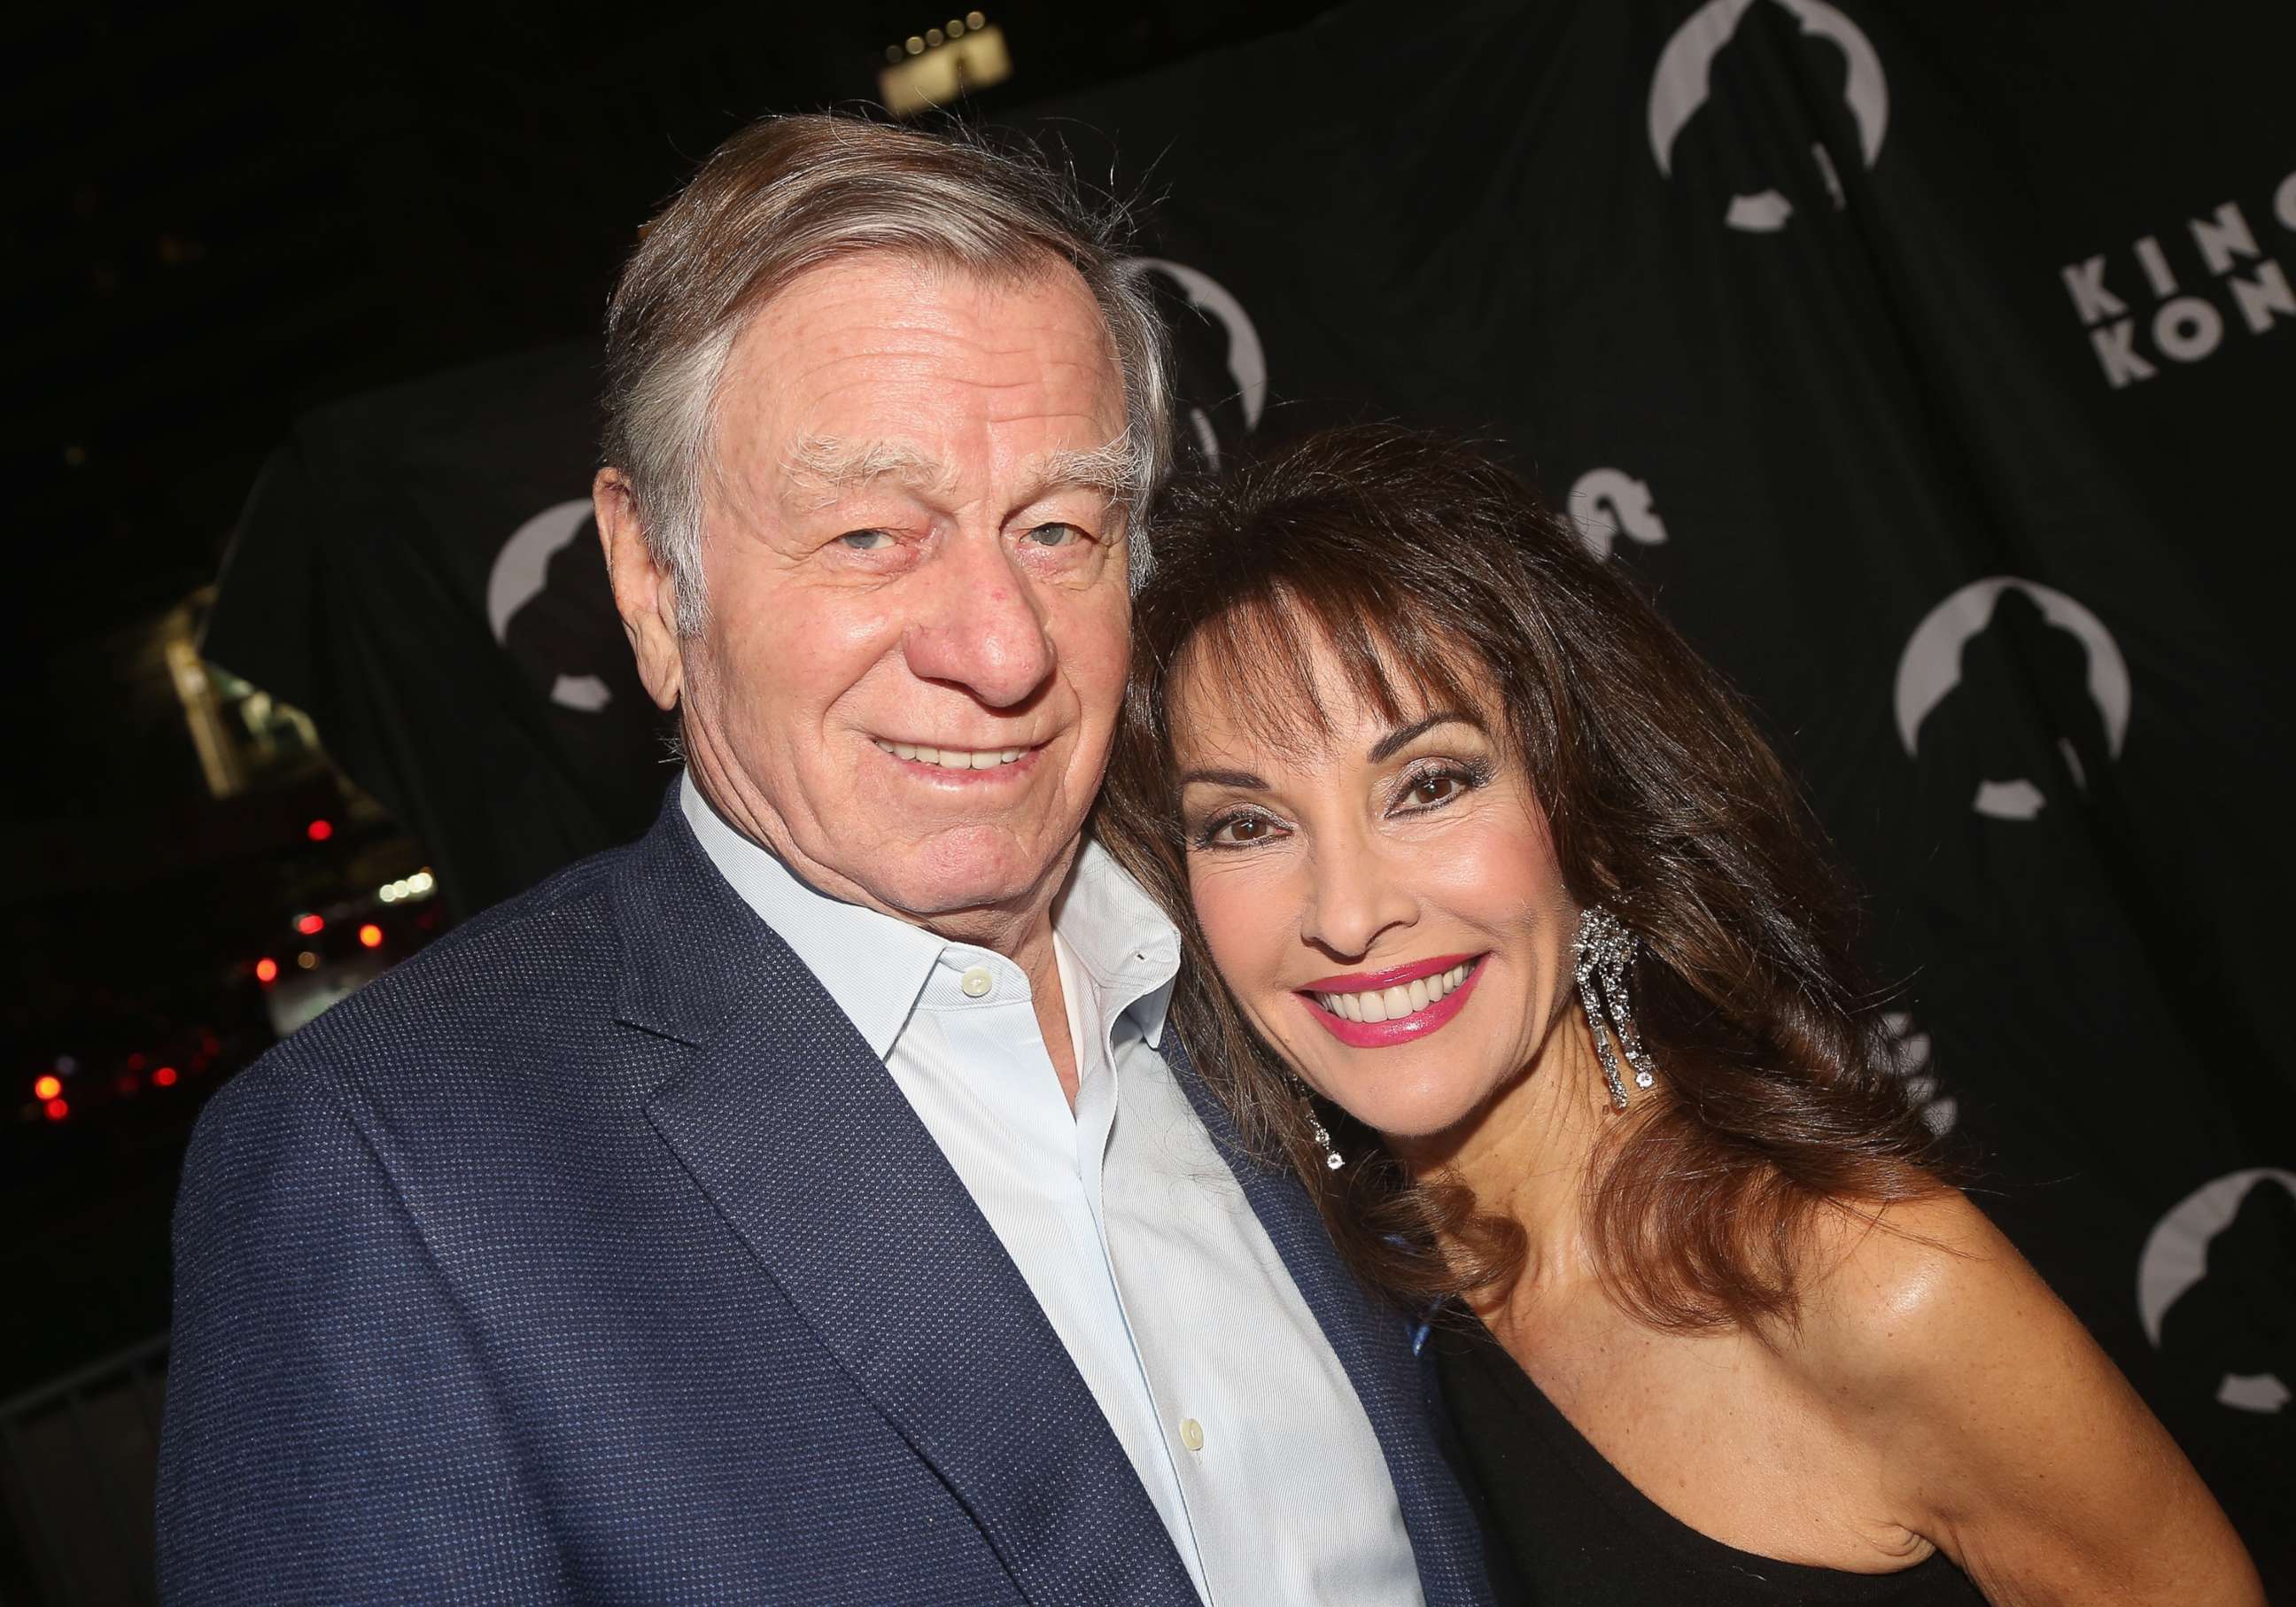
[868,735,1051,783]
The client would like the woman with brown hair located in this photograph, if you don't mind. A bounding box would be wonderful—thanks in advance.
[1097,427,2261,1604]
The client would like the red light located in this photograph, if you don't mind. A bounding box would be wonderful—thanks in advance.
[254,957,280,983]
[306,819,334,842]
[295,913,324,935]
[358,923,384,949]
[126,1052,146,1071]
[33,1075,61,1101]
[154,1066,180,1088]
[43,1098,68,1122]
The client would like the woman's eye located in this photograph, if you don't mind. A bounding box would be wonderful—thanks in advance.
[1204,812,1282,847]
[838,529,896,551]
[1025,523,1082,547]
[1395,763,1487,812]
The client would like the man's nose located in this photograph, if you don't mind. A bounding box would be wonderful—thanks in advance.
[900,533,1057,708]
[1299,830,1417,961]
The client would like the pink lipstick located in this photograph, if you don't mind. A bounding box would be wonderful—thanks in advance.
[1297,953,1488,1049]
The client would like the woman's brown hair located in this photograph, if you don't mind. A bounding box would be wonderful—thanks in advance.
[1097,426,1947,1331]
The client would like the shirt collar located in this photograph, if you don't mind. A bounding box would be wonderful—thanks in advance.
[680,771,1182,1056]
[1052,837,1182,1051]
[680,772,942,1059]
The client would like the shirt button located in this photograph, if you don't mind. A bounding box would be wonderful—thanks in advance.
[959,966,994,998]
[1179,1417,1205,1452]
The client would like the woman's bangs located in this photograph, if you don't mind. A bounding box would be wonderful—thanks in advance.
[1168,578,1485,761]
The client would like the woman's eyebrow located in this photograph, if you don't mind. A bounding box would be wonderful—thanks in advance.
[1178,767,1267,790]
[1367,712,1482,763]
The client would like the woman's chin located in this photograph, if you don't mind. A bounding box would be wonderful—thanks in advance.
[1297,1046,1532,1156]
[1309,1071,1502,1147]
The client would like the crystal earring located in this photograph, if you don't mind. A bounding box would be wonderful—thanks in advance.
[1573,904,1659,1111]
[1298,1084,1344,1171]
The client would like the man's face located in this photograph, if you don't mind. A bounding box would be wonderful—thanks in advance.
[668,255,1134,928]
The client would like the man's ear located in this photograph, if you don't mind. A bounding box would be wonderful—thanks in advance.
[594,468,685,712]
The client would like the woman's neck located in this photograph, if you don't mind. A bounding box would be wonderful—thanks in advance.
[1390,1011,1629,1313]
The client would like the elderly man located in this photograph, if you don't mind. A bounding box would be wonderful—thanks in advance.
[157,115,1492,1605]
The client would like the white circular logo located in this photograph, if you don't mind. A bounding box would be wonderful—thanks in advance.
[2137,1168,2296,1413]
[1127,258,1266,468]
[487,498,615,713]
[1567,469,1671,559]
[1894,577,2129,819]
[1648,0,1888,232]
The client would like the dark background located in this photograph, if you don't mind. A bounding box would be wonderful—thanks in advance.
[7,2,2292,1602]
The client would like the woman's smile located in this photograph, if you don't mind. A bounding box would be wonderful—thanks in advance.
[1298,952,1490,1046]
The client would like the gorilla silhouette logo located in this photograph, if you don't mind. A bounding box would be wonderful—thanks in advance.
[1567,469,1671,559]
[2139,1169,2296,1413]
[1648,0,1888,232]
[487,498,625,714]
[1895,577,2129,821]
[1125,258,1266,470]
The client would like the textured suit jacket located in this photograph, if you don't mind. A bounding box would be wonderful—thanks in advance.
[157,793,1494,1604]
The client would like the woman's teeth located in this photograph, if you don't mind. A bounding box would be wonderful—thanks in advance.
[873,740,1028,770]
[1315,963,1471,1023]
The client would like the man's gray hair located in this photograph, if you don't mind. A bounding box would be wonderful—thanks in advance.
[601,113,1173,635]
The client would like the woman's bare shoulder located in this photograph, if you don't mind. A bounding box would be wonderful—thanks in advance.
[1772,1187,2263,1603]
[1781,1187,2036,1394]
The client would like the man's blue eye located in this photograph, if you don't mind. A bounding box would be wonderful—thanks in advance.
[1027,524,1081,547]
[839,530,895,551]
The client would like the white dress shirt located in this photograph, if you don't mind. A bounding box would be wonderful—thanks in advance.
[681,774,1422,1607]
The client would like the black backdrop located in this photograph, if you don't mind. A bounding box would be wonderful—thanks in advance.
[205,0,2296,1588]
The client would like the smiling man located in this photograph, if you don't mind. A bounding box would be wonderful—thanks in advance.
[155,115,1493,1606]
[624,252,1134,1098]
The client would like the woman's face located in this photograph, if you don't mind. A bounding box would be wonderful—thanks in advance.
[1173,636,1581,1140]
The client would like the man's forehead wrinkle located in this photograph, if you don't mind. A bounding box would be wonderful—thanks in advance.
[756,288,1101,369]
[771,359,1117,443]
[793,353,1118,418]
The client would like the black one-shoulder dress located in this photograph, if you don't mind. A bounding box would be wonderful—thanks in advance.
[1431,1316,1989,1604]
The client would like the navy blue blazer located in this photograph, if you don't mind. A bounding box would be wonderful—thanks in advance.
[158,793,1494,1604]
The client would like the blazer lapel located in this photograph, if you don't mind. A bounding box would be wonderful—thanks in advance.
[611,802,1198,1607]
[1162,1036,1495,1607]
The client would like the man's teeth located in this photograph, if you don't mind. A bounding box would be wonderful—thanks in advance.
[1316,963,1472,1024]
[873,740,1028,770]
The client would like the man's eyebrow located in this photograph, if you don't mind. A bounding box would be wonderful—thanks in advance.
[780,436,958,506]
[1178,767,1267,790]
[1021,438,1140,506]
[1368,712,1484,763]
[779,435,1139,513]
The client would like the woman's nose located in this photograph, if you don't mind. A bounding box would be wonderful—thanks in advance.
[1299,832,1417,961]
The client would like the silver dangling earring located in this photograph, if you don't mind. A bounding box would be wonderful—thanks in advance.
[1573,904,1659,1112]
[1298,1084,1345,1171]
